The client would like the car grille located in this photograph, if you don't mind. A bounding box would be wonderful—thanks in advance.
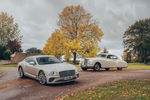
[59,70,75,77]
[84,58,88,65]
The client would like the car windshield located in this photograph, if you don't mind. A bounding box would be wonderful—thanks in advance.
[97,54,107,58]
[36,56,62,65]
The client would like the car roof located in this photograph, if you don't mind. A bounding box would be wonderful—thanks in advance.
[98,53,115,56]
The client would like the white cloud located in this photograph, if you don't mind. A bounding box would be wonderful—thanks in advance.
[0,0,150,56]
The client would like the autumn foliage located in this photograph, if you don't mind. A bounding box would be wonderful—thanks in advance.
[42,5,103,63]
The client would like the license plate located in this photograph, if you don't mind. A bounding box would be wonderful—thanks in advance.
[64,76,72,80]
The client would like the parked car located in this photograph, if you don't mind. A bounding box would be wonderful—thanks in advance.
[79,53,128,71]
[17,55,79,85]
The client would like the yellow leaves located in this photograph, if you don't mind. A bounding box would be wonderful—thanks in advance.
[43,5,104,60]
[42,30,65,58]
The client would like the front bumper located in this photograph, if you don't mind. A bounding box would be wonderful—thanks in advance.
[80,63,93,68]
[46,73,79,84]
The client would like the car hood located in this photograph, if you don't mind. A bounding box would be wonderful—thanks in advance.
[37,63,77,72]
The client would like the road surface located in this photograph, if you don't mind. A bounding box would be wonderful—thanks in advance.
[0,68,150,100]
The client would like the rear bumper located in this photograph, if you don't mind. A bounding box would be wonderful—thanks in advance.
[46,73,79,84]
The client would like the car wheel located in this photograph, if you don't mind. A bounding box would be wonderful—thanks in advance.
[105,68,110,71]
[38,71,47,85]
[82,68,87,71]
[18,67,24,78]
[94,63,100,71]
[117,67,122,71]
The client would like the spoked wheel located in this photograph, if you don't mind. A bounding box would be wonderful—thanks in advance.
[18,67,24,78]
[38,71,47,85]
[117,67,122,71]
[105,68,110,71]
[94,63,101,71]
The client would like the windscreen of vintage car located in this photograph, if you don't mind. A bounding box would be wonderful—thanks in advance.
[97,54,107,58]
[36,57,62,65]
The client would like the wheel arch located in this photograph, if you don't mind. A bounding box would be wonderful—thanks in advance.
[38,70,45,76]
[94,62,101,68]
[18,65,23,70]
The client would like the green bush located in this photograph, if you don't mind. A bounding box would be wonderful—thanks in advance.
[0,45,12,60]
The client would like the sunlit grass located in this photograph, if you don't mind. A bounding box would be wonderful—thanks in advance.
[127,63,150,70]
[0,63,17,68]
[0,71,2,77]
[63,80,150,100]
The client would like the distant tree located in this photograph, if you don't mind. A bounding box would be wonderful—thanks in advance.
[0,12,22,45]
[7,40,22,54]
[102,48,109,53]
[57,5,103,63]
[26,47,41,54]
[0,45,12,60]
[123,18,150,64]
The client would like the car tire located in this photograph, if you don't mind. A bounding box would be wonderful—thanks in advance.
[38,71,47,85]
[105,68,110,71]
[82,68,87,71]
[18,67,24,78]
[94,63,101,71]
[117,67,122,71]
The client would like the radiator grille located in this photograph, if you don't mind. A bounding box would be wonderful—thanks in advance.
[84,58,88,65]
[59,70,75,77]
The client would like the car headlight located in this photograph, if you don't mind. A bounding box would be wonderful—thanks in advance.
[49,71,58,76]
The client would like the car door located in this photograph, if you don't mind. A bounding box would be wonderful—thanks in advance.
[106,55,118,67]
[24,58,38,77]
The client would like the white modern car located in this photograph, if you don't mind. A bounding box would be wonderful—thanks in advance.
[79,53,128,71]
[17,55,79,85]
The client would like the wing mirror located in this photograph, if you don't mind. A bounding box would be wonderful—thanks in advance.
[29,61,36,65]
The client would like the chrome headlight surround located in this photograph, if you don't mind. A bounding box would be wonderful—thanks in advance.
[49,71,58,76]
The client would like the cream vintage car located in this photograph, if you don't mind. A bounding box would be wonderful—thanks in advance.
[17,55,79,85]
[79,53,128,71]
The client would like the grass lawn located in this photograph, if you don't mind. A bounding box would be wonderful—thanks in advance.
[127,63,150,70]
[0,63,17,68]
[72,63,150,70]
[62,80,150,100]
[0,71,2,77]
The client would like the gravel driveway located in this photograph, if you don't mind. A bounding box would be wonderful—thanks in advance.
[0,68,150,100]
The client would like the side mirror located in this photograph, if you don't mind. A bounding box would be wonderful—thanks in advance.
[29,61,36,65]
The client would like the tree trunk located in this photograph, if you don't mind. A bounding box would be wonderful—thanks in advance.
[73,52,76,64]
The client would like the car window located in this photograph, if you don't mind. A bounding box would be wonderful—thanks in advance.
[25,58,36,64]
[36,56,62,65]
[107,55,118,59]
[97,54,107,58]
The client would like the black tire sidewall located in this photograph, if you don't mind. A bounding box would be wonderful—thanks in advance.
[94,63,100,71]
[18,67,24,78]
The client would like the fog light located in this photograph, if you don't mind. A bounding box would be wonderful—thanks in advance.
[49,78,55,82]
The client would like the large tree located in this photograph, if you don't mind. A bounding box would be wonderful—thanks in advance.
[0,12,22,45]
[7,40,22,54]
[57,5,103,63]
[123,18,150,64]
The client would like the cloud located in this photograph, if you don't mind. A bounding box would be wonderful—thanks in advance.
[0,0,150,57]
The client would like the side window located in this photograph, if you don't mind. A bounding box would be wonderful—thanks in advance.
[107,55,112,59]
[107,55,118,59]
[25,58,36,64]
